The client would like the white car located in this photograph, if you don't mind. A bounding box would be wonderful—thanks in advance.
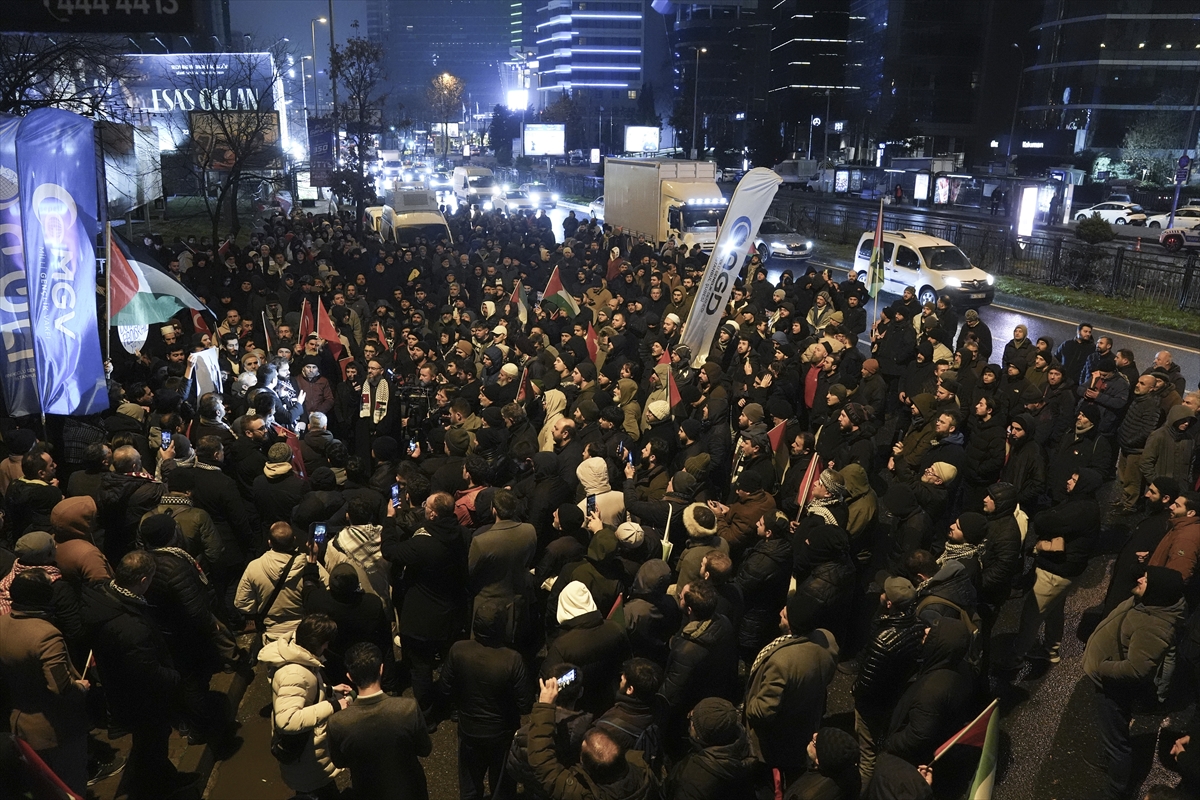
[753,216,813,262]
[1075,201,1147,226]
[1147,207,1200,229]
[589,195,604,220]
[1159,226,1200,252]
[520,182,559,208]
[852,229,994,308]
[497,190,536,214]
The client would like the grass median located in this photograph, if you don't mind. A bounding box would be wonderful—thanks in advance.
[995,276,1200,334]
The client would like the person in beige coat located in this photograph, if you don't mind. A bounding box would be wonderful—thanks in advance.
[236,523,326,643]
[538,389,567,451]
[259,613,353,798]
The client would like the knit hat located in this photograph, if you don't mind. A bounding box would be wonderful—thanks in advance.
[689,697,742,746]
[683,503,718,538]
[827,384,848,403]
[329,563,362,597]
[15,531,56,565]
[664,312,681,326]
[884,576,917,606]
[647,400,671,421]
[957,512,988,545]
[267,442,292,463]
[500,362,519,378]
[766,398,793,422]
[785,591,822,634]
[576,399,600,423]
[670,470,697,496]
[928,462,957,484]
[861,358,880,376]
[372,436,400,462]
[5,428,37,455]
[814,727,860,775]
[614,521,645,548]
[679,418,703,441]
[842,402,867,427]
[1079,403,1102,427]
[736,471,763,493]
[556,580,597,624]
[742,403,764,423]
[1142,566,1185,607]
[445,428,472,456]
[481,406,504,428]
[139,513,179,548]
[818,468,846,497]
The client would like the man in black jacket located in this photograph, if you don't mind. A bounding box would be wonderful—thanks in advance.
[1115,374,1163,513]
[853,576,925,786]
[999,414,1046,512]
[962,397,1007,511]
[441,599,532,800]
[542,579,631,716]
[1100,477,1181,615]
[4,447,63,542]
[81,551,198,799]
[328,642,431,800]
[979,484,1023,618]
[96,446,165,561]
[381,491,470,724]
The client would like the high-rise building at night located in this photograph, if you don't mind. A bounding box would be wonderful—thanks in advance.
[534,0,646,107]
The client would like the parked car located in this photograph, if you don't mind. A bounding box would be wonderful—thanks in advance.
[753,216,813,262]
[519,182,559,208]
[1074,201,1147,226]
[1146,207,1200,229]
[852,229,994,308]
[1159,226,1200,253]
[497,190,535,214]
[589,195,605,220]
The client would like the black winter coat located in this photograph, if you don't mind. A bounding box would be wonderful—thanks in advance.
[97,473,165,559]
[660,615,740,713]
[980,509,1023,606]
[542,610,631,715]
[1117,392,1163,454]
[381,514,470,640]
[664,733,768,800]
[1000,437,1046,511]
[182,464,254,564]
[735,537,793,652]
[853,609,925,715]
[252,470,310,532]
[145,547,219,666]
[963,415,1007,488]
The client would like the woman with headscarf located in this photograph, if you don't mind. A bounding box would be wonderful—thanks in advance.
[538,389,568,452]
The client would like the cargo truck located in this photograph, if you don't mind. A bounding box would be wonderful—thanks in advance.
[602,158,728,250]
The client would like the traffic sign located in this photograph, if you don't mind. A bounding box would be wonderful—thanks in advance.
[1180,154,1191,168]
[1177,167,1191,184]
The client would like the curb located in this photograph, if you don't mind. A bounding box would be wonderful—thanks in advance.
[193,642,256,796]
[812,255,1196,352]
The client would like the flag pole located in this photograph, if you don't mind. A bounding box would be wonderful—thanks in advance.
[104,222,112,364]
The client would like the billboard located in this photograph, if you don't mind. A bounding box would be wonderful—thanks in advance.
[1,0,196,33]
[189,111,282,171]
[307,117,336,187]
[119,53,282,152]
[624,126,660,154]
[524,124,565,157]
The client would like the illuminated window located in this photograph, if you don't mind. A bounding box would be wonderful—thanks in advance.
[628,90,637,99]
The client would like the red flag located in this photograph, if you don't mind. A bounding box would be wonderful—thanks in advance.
[371,319,388,345]
[272,423,307,479]
[934,699,999,761]
[666,368,681,408]
[11,735,87,800]
[795,455,825,512]
[297,299,315,342]
[217,238,233,262]
[316,298,344,360]
[515,367,531,403]
[339,356,355,380]
[767,419,787,453]
[190,308,211,335]
[657,348,671,366]
[586,323,599,362]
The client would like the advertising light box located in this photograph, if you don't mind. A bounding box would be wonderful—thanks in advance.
[524,124,565,157]
[624,126,660,154]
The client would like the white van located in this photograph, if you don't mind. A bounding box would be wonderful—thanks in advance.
[852,229,995,308]
[363,205,398,242]
[452,166,498,207]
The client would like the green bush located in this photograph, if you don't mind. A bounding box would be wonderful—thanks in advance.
[1076,213,1115,244]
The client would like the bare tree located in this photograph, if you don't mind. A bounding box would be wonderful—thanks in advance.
[427,73,464,162]
[164,50,285,243]
[0,34,132,117]
[328,36,388,232]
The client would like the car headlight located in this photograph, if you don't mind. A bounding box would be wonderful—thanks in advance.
[806,240,814,249]
[943,277,962,288]
[483,201,493,211]
[771,242,787,252]
[986,274,995,285]
[551,193,560,202]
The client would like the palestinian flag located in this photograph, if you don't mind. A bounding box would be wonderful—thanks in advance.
[108,227,210,327]
[658,348,671,366]
[794,455,825,517]
[542,266,579,318]
[272,423,307,479]
[586,323,599,362]
[510,280,532,327]
[867,197,886,298]
[935,699,998,762]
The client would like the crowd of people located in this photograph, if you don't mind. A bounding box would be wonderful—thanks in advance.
[0,197,1197,800]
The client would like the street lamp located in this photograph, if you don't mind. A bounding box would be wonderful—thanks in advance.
[311,17,327,115]
[1005,43,1024,175]
[691,46,706,160]
[152,36,168,53]
[210,35,222,52]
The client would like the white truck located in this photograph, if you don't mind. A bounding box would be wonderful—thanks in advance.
[772,159,819,188]
[602,158,727,250]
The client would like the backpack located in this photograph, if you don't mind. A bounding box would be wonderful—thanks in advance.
[915,594,984,675]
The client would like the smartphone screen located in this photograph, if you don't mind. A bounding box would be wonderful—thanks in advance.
[408,437,418,455]
[391,484,401,508]
[626,450,634,466]
[312,523,327,546]
[557,668,577,688]
[160,431,172,450]
[587,495,597,516]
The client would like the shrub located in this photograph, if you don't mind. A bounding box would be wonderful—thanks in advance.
[1076,213,1115,244]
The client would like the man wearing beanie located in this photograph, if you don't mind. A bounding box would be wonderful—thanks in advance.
[1084,566,1186,800]
[853,576,925,786]
[745,591,838,781]
[253,442,309,538]
[1046,405,1112,504]
[788,727,861,800]
[709,471,777,557]
[664,696,766,797]
[727,431,776,505]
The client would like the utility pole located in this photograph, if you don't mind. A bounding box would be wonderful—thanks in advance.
[823,88,831,163]
[328,0,338,115]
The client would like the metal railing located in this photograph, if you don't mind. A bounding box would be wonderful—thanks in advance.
[767,197,1200,311]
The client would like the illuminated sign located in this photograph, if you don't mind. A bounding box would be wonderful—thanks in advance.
[1017,185,1038,237]
[913,173,930,201]
[523,123,565,156]
[1021,141,1044,149]
[624,126,660,153]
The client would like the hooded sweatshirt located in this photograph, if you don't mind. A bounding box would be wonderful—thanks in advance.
[576,457,626,527]
[615,378,644,441]
[538,389,568,451]
[886,617,974,765]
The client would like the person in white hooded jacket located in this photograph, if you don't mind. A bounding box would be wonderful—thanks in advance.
[259,613,353,799]
[577,456,626,528]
